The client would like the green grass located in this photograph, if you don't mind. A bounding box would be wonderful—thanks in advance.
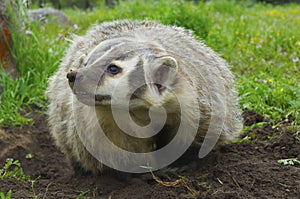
[0,0,299,126]
[0,190,12,199]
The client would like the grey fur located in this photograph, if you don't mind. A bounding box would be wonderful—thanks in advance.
[46,20,243,174]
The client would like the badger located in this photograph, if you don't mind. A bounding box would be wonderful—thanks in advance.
[46,20,242,174]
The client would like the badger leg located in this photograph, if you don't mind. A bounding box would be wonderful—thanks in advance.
[70,158,93,176]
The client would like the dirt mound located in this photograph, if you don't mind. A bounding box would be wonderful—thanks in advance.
[0,110,299,198]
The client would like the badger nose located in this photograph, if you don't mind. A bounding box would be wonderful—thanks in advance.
[67,70,77,83]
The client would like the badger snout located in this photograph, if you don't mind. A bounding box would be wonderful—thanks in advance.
[67,70,77,83]
[66,70,77,89]
[67,70,84,90]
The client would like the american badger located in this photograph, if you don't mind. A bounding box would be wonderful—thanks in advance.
[46,20,242,174]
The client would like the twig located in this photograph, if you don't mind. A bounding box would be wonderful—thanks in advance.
[278,182,293,188]
[149,169,199,197]
[251,179,255,188]
[231,176,241,189]
[217,178,223,185]
[150,169,183,187]
[181,177,200,197]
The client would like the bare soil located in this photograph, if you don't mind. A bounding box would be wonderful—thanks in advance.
[0,109,299,199]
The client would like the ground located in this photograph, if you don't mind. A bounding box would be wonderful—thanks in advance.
[0,110,299,199]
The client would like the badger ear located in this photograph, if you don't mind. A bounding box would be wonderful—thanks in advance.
[151,56,178,94]
[160,56,178,71]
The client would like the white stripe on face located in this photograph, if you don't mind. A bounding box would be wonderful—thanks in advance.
[94,56,141,101]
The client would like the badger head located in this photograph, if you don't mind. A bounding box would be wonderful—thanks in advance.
[67,37,180,114]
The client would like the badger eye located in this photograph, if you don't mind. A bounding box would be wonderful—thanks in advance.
[106,64,122,75]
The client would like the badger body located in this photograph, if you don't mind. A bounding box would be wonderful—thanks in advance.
[46,20,242,174]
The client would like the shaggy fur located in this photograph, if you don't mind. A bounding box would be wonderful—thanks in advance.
[46,20,242,174]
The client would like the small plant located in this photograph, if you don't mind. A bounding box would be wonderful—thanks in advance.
[294,130,300,144]
[0,159,39,198]
[277,158,300,166]
[0,159,31,182]
[76,190,90,199]
[0,190,12,199]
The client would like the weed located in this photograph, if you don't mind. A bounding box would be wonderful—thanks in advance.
[277,158,300,166]
[0,190,12,199]
[294,130,300,144]
[76,190,90,199]
[0,159,43,199]
[0,159,31,182]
